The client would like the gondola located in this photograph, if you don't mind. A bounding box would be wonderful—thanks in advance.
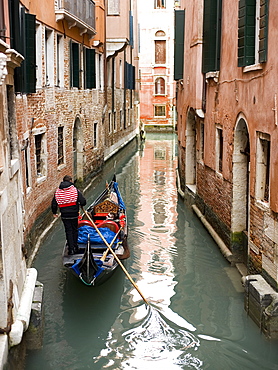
[62,175,129,286]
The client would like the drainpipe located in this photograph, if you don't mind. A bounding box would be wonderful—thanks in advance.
[9,268,38,347]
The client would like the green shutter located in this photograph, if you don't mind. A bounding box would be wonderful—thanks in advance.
[85,49,96,89]
[259,0,268,63]
[24,13,36,94]
[71,42,80,88]
[202,0,222,74]
[174,9,185,80]
[238,0,255,67]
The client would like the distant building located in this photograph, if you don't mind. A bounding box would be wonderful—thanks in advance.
[175,0,278,337]
[138,0,178,131]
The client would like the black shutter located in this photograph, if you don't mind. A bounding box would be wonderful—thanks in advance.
[174,9,185,80]
[259,0,268,63]
[71,42,80,88]
[238,0,255,67]
[85,49,96,89]
[202,0,222,74]
[24,13,36,93]
[132,65,135,90]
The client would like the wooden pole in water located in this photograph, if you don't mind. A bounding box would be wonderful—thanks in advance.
[82,207,149,305]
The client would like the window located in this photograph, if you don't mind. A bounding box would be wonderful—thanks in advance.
[36,23,43,88]
[113,111,117,131]
[202,0,222,73]
[34,133,46,177]
[13,11,36,93]
[93,122,98,147]
[155,77,165,95]
[70,41,80,88]
[124,62,135,90]
[155,0,166,9]
[0,0,5,41]
[7,85,18,161]
[155,40,166,64]
[107,0,120,15]
[256,133,270,203]
[23,136,31,188]
[238,0,268,67]
[57,34,64,87]
[154,105,166,117]
[119,59,123,88]
[57,126,64,165]
[109,112,112,133]
[45,29,54,86]
[216,127,223,173]
[200,122,204,162]
[84,47,96,89]
[174,10,185,80]
[120,109,123,129]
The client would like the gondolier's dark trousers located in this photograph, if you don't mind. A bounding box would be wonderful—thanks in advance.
[61,217,78,253]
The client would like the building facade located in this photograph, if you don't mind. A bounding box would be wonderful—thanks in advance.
[138,0,177,131]
[175,0,278,337]
[0,0,140,365]
[105,0,139,160]
[0,0,36,362]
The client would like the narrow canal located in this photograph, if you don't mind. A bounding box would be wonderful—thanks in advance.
[25,133,278,369]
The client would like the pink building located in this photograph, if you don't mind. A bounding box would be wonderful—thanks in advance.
[138,0,178,131]
[175,0,278,337]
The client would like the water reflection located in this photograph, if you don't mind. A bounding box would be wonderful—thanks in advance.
[24,134,278,370]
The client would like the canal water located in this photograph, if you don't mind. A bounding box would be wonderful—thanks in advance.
[24,133,278,369]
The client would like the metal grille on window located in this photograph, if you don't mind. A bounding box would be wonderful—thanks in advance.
[58,126,64,165]
[35,134,42,175]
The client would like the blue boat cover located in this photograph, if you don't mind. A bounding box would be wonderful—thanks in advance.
[113,182,126,210]
[78,225,118,244]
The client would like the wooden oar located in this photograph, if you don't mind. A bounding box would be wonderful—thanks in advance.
[82,207,149,305]
[100,227,122,262]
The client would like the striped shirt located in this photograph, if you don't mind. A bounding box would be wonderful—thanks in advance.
[55,185,78,208]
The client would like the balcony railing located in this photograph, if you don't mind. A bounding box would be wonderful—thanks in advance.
[55,0,96,37]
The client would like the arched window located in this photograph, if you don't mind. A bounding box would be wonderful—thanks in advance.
[155,30,166,37]
[155,77,165,95]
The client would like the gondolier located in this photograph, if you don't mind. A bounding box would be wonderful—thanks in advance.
[52,175,86,255]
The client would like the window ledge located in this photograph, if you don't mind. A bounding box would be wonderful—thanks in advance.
[37,175,46,184]
[9,158,20,178]
[243,63,263,73]
[205,71,219,83]
[186,184,196,194]
[255,199,269,211]
[58,164,66,171]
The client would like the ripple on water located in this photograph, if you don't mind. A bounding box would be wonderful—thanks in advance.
[93,305,203,369]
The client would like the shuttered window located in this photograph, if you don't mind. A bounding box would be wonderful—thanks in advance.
[85,48,96,89]
[24,13,36,93]
[202,0,222,74]
[174,9,185,80]
[11,5,36,94]
[124,62,135,90]
[238,0,268,67]
[70,42,80,88]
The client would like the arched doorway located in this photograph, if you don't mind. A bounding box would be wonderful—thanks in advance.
[73,117,84,182]
[185,108,196,190]
[232,116,250,263]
